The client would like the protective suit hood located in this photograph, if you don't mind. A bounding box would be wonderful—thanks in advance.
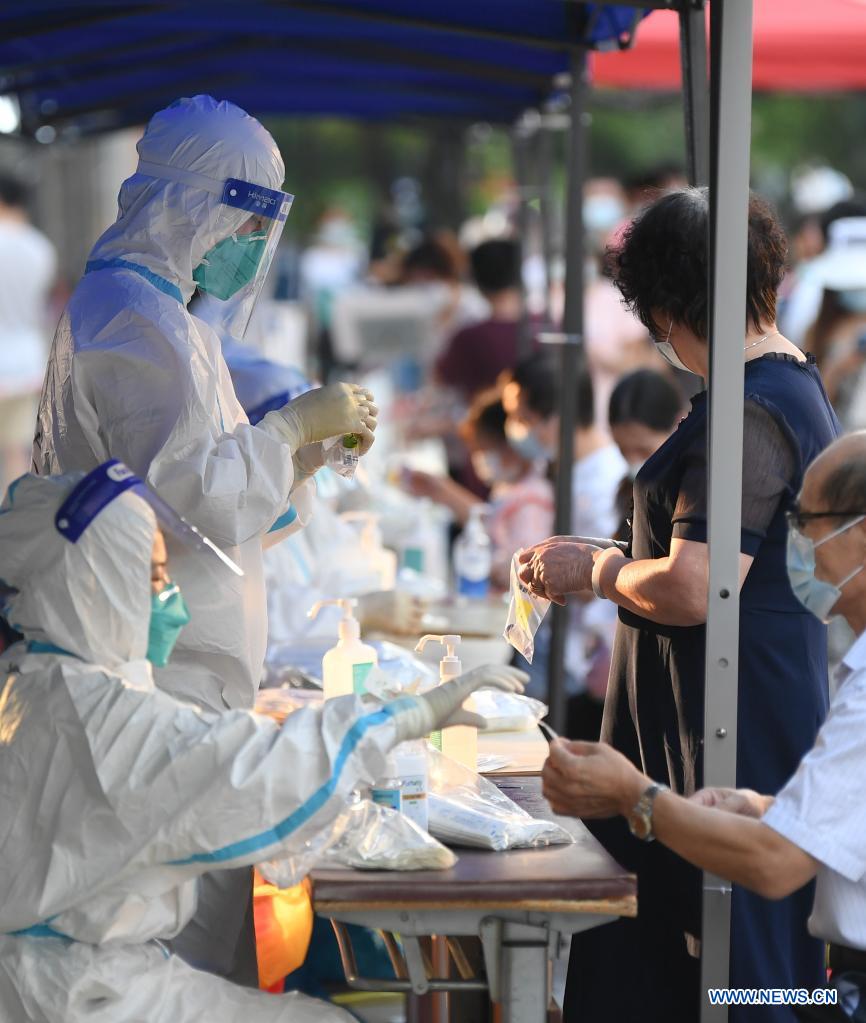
[89,95,285,303]
[0,474,154,666]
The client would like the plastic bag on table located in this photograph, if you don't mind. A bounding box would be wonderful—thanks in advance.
[503,550,550,663]
[257,814,347,890]
[318,799,456,871]
[426,747,572,851]
[470,689,548,732]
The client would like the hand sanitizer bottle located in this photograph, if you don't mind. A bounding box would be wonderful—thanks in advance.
[308,598,378,699]
[414,633,477,772]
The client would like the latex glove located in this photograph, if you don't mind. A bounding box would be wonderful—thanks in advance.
[518,540,600,605]
[392,664,528,743]
[292,442,326,483]
[269,383,378,453]
[358,590,429,636]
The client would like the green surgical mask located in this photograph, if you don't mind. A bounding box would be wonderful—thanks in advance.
[147,584,191,667]
[193,230,267,301]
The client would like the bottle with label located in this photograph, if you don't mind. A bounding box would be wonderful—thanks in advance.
[392,740,428,831]
[307,598,378,699]
[453,504,491,599]
[341,510,398,591]
[371,754,404,814]
[398,498,449,583]
[414,633,477,772]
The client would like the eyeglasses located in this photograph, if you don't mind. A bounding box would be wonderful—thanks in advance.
[785,505,866,532]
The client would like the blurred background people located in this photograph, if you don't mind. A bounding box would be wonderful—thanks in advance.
[435,239,529,403]
[503,351,625,727]
[402,389,553,589]
[607,366,687,541]
[0,172,56,492]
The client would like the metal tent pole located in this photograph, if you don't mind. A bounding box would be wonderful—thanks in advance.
[544,48,587,734]
[679,1,710,187]
[537,113,557,329]
[700,0,755,1019]
[511,123,535,359]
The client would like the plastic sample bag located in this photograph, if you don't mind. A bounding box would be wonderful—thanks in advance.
[426,748,572,852]
[471,689,548,732]
[323,433,360,479]
[318,799,456,871]
[503,550,551,663]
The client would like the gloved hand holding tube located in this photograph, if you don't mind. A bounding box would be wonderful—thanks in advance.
[391,664,528,744]
[264,382,378,457]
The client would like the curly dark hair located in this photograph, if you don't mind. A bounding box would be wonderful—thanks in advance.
[606,187,788,339]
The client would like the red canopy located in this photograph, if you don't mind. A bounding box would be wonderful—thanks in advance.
[591,0,866,92]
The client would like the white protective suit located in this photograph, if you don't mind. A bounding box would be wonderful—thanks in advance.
[0,475,381,1021]
[33,95,312,715]
[0,472,526,1022]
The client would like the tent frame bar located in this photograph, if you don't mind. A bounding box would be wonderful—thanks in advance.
[282,1,695,55]
[679,2,709,185]
[699,2,755,1018]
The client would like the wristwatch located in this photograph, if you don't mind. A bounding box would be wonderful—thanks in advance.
[627,782,669,842]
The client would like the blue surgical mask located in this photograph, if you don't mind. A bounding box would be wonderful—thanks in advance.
[505,421,553,463]
[655,340,691,374]
[653,318,692,374]
[147,583,191,666]
[786,516,865,623]
[193,230,268,301]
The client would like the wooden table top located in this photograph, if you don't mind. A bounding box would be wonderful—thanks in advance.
[312,777,637,918]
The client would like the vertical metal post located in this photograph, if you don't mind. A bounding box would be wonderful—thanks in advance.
[679,2,710,187]
[701,1,755,1020]
[546,48,587,735]
[511,127,534,358]
[538,116,556,329]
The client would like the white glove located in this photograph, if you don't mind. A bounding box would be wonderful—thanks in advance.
[392,664,528,743]
[292,442,326,483]
[267,383,378,454]
[358,590,429,636]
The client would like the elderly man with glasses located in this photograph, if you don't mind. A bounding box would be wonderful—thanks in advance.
[543,430,866,1021]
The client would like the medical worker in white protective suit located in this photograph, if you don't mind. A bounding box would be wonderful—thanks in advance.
[0,463,526,1023]
[32,95,376,981]
[34,94,366,715]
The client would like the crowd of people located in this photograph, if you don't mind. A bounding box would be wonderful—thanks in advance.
[2,90,866,1023]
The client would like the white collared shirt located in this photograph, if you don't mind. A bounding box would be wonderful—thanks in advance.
[763,628,866,949]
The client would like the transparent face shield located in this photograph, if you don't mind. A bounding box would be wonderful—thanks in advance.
[54,460,243,577]
[192,177,293,338]
[135,160,293,338]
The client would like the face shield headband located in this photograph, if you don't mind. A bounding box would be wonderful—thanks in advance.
[136,159,293,337]
[54,460,243,577]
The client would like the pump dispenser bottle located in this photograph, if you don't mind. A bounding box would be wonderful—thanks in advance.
[415,633,477,771]
[308,598,378,699]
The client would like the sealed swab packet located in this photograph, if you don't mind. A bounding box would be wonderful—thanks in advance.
[503,549,551,663]
[323,433,360,479]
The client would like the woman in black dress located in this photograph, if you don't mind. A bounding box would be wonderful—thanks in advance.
[520,189,840,1022]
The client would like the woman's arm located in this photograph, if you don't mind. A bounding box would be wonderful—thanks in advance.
[542,740,818,900]
[593,539,754,627]
[518,537,752,625]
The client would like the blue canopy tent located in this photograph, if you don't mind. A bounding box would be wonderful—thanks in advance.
[0,4,756,1020]
[0,2,647,133]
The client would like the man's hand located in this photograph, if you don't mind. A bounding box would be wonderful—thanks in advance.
[517,541,599,605]
[689,787,772,819]
[542,738,647,819]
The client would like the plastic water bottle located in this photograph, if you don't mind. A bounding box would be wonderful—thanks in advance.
[454,505,491,599]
